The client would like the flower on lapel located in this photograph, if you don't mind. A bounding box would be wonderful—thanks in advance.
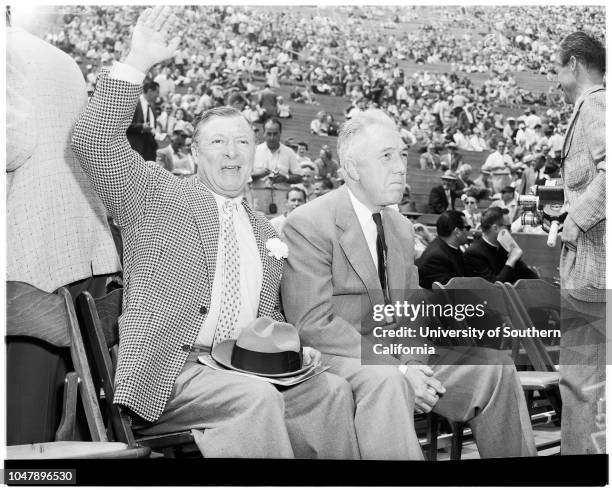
[266,237,289,260]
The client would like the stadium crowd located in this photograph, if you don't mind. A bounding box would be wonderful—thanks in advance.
[45,5,603,216]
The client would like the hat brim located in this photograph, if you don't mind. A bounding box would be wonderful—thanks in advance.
[211,340,313,378]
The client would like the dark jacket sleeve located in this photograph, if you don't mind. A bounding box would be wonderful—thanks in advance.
[417,254,455,289]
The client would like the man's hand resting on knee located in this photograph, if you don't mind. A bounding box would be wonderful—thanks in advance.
[402,364,446,413]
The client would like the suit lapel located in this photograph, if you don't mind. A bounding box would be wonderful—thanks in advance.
[335,188,384,306]
[182,181,219,298]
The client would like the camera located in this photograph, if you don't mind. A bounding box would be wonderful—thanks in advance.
[517,182,566,248]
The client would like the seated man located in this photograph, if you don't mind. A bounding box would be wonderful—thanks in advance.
[464,206,539,283]
[416,211,469,289]
[71,7,359,460]
[269,187,306,235]
[281,109,536,460]
[428,171,459,214]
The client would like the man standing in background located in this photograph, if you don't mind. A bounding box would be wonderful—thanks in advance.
[555,31,606,455]
[6,5,121,444]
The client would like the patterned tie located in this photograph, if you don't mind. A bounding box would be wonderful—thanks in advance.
[214,200,242,344]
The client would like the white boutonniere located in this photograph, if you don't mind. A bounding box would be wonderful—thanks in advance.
[266,237,289,260]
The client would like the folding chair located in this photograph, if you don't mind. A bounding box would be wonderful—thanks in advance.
[7,287,149,460]
[432,276,561,456]
[501,280,562,422]
[75,289,198,457]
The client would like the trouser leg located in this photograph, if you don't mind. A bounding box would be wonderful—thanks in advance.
[282,371,360,459]
[6,337,69,444]
[323,355,422,460]
[431,347,537,458]
[135,359,294,458]
[559,296,606,454]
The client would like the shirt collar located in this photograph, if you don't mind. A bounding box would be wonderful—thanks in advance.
[482,235,498,249]
[347,187,378,232]
[574,84,605,109]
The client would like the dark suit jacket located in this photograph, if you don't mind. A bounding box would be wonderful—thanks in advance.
[127,99,158,162]
[416,237,466,289]
[464,237,538,283]
[428,185,457,214]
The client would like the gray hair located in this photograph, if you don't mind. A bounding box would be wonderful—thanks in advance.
[458,163,472,174]
[337,109,397,170]
[191,106,254,148]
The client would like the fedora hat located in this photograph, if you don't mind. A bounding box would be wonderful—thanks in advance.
[211,317,311,378]
[441,170,458,181]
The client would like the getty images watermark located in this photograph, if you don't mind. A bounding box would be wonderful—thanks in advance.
[359,288,607,365]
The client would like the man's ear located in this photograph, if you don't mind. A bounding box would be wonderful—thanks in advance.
[191,144,197,158]
[344,157,360,181]
[569,55,578,73]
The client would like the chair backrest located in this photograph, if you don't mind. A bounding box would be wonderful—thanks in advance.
[502,280,559,372]
[432,276,514,350]
[75,289,136,447]
[57,287,108,442]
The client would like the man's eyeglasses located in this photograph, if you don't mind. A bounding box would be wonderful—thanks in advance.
[466,200,477,205]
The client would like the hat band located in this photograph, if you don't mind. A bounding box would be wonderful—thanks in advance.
[231,345,303,375]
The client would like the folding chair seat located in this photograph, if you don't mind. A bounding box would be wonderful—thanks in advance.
[74,289,198,457]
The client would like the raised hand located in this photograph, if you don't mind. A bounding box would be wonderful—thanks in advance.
[124,6,181,74]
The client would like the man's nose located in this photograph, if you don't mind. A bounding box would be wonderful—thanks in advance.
[225,140,237,158]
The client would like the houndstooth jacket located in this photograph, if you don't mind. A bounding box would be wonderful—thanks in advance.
[560,85,606,303]
[72,70,285,423]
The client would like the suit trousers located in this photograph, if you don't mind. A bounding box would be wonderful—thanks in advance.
[559,294,606,454]
[134,353,360,458]
[324,347,536,459]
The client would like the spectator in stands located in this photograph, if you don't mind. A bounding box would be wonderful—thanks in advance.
[419,143,441,170]
[461,191,483,231]
[300,163,316,200]
[270,186,307,235]
[439,142,463,171]
[491,185,519,222]
[252,118,302,184]
[157,103,175,134]
[312,177,334,198]
[257,84,278,122]
[311,110,331,136]
[314,144,339,179]
[482,140,512,173]
[429,170,459,213]
[127,80,159,162]
[157,125,196,177]
[416,210,470,288]
[456,163,475,193]
[468,127,489,152]
[296,142,314,166]
[243,101,263,124]
[277,96,291,118]
[464,207,538,283]
[473,169,494,197]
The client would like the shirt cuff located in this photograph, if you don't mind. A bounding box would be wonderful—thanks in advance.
[398,365,409,375]
[109,61,146,85]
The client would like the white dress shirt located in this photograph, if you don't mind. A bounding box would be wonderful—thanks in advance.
[253,142,300,175]
[347,188,381,273]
